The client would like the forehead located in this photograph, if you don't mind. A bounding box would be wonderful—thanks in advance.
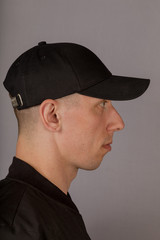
[58,93,102,106]
[78,93,100,101]
[57,93,106,113]
[78,94,105,106]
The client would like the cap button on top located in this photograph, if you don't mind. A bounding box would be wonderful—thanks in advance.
[38,41,47,46]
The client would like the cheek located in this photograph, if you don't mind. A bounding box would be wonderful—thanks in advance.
[60,108,107,155]
[59,112,108,170]
[65,118,92,148]
[69,117,105,152]
[62,115,93,151]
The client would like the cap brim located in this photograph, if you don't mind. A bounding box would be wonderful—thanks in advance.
[79,75,150,101]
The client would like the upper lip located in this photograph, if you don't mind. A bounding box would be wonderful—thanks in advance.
[104,141,112,145]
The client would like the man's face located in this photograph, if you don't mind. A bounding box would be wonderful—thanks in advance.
[57,94,125,171]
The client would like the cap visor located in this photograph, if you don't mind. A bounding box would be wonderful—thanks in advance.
[79,75,150,101]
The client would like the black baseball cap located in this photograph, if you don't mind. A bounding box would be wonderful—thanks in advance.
[3,41,150,110]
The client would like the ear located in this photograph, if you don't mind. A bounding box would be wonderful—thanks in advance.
[39,99,61,132]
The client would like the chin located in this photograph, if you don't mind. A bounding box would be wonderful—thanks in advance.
[80,157,104,171]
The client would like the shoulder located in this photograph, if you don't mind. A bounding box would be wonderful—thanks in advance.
[0,178,38,239]
[0,178,27,224]
[0,178,59,238]
[0,178,44,238]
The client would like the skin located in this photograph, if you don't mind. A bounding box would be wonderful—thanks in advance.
[16,93,124,194]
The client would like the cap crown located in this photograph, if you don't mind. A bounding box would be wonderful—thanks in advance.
[4,42,111,109]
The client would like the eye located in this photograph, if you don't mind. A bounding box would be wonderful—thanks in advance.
[99,100,108,108]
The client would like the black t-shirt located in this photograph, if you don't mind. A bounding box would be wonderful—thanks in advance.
[0,157,91,239]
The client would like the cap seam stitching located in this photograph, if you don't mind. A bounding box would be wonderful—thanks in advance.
[78,77,109,93]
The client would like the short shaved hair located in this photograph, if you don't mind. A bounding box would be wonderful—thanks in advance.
[13,93,80,136]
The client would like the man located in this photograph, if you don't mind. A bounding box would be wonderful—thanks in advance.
[0,42,150,239]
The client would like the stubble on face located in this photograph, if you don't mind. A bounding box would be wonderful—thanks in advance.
[56,94,113,171]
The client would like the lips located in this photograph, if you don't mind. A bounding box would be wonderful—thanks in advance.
[103,142,112,151]
[104,140,112,145]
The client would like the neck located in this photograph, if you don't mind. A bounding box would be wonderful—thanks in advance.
[16,136,78,195]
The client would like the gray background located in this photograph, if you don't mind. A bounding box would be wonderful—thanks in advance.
[0,0,159,239]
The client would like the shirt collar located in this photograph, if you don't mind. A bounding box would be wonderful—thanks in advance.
[6,157,79,213]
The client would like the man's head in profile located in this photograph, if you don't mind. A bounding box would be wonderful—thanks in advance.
[3,41,150,193]
[0,41,150,240]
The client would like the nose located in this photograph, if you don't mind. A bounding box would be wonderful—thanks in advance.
[107,105,125,132]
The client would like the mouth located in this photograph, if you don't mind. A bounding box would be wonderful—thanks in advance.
[102,142,112,151]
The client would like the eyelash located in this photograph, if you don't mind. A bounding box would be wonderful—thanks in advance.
[100,100,108,108]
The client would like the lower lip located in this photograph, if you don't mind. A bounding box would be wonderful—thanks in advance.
[103,144,112,151]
